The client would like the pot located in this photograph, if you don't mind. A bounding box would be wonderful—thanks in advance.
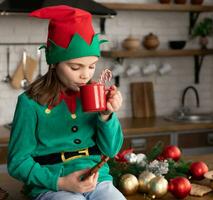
[122,36,141,51]
[142,33,159,50]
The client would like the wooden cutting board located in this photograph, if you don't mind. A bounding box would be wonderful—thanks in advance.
[131,82,156,118]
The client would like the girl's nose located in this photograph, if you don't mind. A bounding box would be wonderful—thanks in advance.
[80,71,89,79]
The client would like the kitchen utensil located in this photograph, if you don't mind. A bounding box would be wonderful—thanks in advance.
[131,82,156,118]
[2,47,11,83]
[11,54,37,89]
[159,63,172,75]
[20,50,29,89]
[111,63,124,77]
[126,64,141,76]
[169,41,186,49]
[37,49,42,79]
[142,63,158,75]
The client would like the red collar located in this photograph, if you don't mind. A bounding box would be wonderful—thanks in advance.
[48,90,80,114]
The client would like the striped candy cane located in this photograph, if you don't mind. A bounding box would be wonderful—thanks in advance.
[98,69,112,85]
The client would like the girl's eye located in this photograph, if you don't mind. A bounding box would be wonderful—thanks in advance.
[70,65,80,70]
[89,64,96,69]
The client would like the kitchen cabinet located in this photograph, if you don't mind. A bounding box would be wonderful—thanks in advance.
[101,3,213,83]
[121,129,213,155]
[122,133,171,154]
[177,129,213,155]
[120,117,213,155]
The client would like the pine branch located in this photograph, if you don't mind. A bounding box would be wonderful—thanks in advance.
[146,141,164,161]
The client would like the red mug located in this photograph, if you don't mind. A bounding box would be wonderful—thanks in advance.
[80,83,109,112]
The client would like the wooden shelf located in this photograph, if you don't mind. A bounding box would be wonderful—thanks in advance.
[103,3,213,12]
[101,49,213,58]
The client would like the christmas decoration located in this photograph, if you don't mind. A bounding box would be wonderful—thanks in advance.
[136,153,147,166]
[146,159,169,176]
[147,176,168,198]
[119,174,139,196]
[108,141,211,199]
[168,177,191,199]
[124,153,138,164]
[138,171,156,192]
[162,145,181,161]
[190,161,209,180]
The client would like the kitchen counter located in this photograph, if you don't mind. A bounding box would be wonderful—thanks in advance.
[119,117,213,136]
[1,117,213,142]
[0,154,213,200]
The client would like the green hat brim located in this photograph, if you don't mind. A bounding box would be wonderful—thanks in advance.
[40,33,108,64]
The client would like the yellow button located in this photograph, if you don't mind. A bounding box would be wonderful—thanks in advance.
[45,108,51,114]
[71,113,77,119]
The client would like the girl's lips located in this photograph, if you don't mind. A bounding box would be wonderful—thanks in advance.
[78,83,86,86]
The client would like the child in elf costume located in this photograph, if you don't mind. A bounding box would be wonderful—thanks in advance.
[7,5,126,200]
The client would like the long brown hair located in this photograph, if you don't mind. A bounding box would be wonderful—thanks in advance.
[26,64,63,105]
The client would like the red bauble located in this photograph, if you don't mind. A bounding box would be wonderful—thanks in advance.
[162,145,181,161]
[190,161,208,180]
[168,177,191,199]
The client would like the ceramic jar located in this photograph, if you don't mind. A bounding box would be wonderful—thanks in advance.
[142,33,159,50]
[159,0,171,3]
[191,0,204,4]
[174,0,187,4]
[122,36,141,51]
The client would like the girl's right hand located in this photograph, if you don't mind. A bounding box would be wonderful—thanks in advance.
[57,169,99,193]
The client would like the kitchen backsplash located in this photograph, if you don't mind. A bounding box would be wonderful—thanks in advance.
[0,0,213,124]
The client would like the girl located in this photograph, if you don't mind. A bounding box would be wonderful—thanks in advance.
[7,5,126,200]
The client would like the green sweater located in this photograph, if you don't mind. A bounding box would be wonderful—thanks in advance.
[7,93,123,198]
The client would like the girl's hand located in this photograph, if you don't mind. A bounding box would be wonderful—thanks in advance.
[100,85,123,121]
[58,169,99,193]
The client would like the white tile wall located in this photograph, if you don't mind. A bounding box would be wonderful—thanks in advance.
[0,1,213,125]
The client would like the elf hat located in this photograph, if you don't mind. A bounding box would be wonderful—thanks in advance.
[30,5,107,64]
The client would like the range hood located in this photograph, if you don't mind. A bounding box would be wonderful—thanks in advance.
[0,0,116,33]
[0,0,116,16]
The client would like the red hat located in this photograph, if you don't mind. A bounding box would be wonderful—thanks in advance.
[30,5,106,64]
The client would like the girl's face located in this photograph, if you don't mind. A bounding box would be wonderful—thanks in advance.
[56,56,98,91]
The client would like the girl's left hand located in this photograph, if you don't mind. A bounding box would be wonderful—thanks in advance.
[100,85,122,120]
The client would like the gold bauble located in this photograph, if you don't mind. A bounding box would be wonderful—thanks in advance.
[147,176,168,198]
[138,171,156,193]
[119,174,139,196]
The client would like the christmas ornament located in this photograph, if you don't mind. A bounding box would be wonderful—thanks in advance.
[147,159,169,176]
[136,153,147,166]
[124,153,138,164]
[138,171,156,193]
[190,161,208,180]
[119,174,139,196]
[168,177,191,199]
[147,176,168,198]
[162,145,181,161]
[115,148,133,162]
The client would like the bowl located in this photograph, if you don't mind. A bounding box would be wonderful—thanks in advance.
[169,41,186,49]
